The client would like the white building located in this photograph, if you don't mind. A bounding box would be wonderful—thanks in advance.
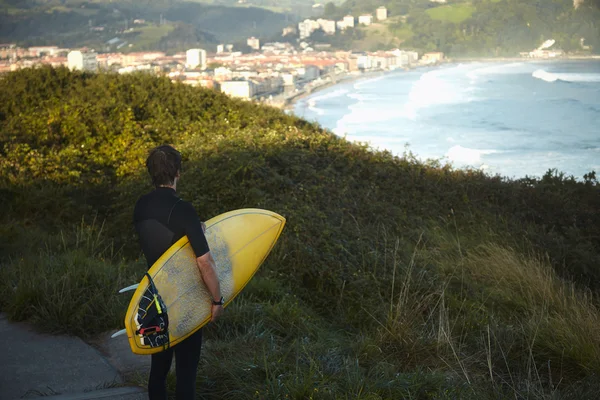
[390,49,419,67]
[217,44,225,54]
[67,50,98,72]
[358,15,374,26]
[299,19,320,39]
[420,52,444,64]
[357,54,373,70]
[343,15,355,28]
[186,48,207,70]
[376,7,388,21]
[281,72,297,86]
[317,19,336,35]
[220,80,256,99]
[247,37,260,51]
[214,67,233,80]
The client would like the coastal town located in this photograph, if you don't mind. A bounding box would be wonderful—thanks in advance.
[0,4,572,107]
[0,5,446,108]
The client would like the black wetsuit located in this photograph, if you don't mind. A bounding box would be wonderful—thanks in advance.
[134,187,210,400]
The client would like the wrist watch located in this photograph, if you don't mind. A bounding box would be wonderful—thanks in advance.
[212,296,224,306]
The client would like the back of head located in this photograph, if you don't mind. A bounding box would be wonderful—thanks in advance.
[146,145,182,187]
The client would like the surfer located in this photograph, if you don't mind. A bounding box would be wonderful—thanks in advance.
[134,144,224,400]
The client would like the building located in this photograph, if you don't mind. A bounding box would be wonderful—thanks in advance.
[297,65,320,81]
[357,54,373,70]
[220,80,256,99]
[343,15,355,28]
[217,44,225,54]
[358,15,373,26]
[299,19,319,39]
[186,48,207,70]
[420,52,444,64]
[282,26,297,37]
[29,46,60,57]
[0,43,17,59]
[247,37,260,51]
[376,7,388,21]
[67,50,98,71]
[317,19,336,35]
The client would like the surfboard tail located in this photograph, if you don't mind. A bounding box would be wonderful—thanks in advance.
[111,329,127,338]
[119,284,139,293]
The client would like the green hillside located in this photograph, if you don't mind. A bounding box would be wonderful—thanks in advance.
[0,1,288,50]
[332,0,600,55]
[425,3,476,24]
[2,67,600,398]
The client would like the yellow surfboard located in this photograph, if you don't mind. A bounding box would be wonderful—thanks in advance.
[123,208,286,355]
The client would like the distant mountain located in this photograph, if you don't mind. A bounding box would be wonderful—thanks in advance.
[0,1,292,50]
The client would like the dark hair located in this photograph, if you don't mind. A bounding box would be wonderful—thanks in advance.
[146,145,182,187]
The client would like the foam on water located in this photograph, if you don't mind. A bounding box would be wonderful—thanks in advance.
[354,74,388,90]
[401,67,475,120]
[306,88,350,116]
[533,69,600,83]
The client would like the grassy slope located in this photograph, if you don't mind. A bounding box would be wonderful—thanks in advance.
[126,24,176,50]
[425,3,476,24]
[1,68,600,398]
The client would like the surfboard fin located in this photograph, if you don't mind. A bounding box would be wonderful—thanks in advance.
[119,284,139,294]
[111,329,127,338]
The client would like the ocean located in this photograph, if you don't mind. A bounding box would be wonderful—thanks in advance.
[293,60,600,180]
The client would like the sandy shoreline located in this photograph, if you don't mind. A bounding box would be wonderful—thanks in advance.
[284,67,410,111]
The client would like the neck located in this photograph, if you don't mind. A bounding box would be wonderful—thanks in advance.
[158,184,176,191]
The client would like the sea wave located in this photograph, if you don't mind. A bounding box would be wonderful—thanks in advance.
[304,88,350,116]
[469,62,525,77]
[354,74,389,90]
[308,88,349,104]
[401,68,474,120]
[533,69,600,83]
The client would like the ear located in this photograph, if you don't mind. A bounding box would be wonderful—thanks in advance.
[175,170,181,179]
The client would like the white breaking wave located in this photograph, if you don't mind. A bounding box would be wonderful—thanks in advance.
[305,88,350,116]
[533,69,600,83]
[467,62,526,83]
[308,88,349,104]
[533,69,558,82]
[401,67,474,120]
[354,74,389,90]
[307,105,325,115]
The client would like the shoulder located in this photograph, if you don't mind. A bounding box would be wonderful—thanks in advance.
[174,198,197,216]
[133,192,154,220]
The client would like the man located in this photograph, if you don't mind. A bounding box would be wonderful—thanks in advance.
[133,145,223,400]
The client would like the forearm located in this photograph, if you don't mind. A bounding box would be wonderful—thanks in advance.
[196,254,222,301]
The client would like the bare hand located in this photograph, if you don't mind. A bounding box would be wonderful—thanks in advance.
[211,304,223,322]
